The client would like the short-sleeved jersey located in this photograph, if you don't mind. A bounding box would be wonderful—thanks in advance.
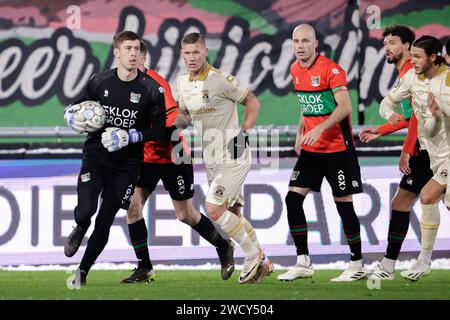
[377,60,418,155]
[176,64,249,166]
[142,69,188,163]
[382,64,450,173]
[290,54,352,153]
[72,68,166,160]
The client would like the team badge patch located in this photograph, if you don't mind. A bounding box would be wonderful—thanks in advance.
[214,185,225,197]
[202,90,210,103]
[311,75,320,87]
[290,171,299,181]
[130,92,141,103]
[439,168,448,179]
[80,172,90,182]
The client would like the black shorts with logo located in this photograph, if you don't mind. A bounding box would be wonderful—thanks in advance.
[289,148,363,197]
[399,149,433,195]
[79,151,142,211]
[137,162,194,201]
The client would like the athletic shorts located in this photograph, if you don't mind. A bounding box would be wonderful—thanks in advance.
[205,154,251,207]
[288,148,363,197]
[137,162,194,201]
[432,158,450,187]
[79,151,141,210]
[399,149,433,194]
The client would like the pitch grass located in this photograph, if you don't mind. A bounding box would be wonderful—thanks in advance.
[1,269,450,300]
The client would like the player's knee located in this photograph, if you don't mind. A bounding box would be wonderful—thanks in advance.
[420,191,437,205]
[205,202,225,222]
[175,207,192,224]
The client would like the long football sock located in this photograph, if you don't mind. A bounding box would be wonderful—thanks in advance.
[192,213,229,250]
[239,215,260,249]
[335,201,362,261]
[385,210,410,260]
[285,191,309,255]
[418,203,440,264]
[128,218,153,269]
[215,210,259,259]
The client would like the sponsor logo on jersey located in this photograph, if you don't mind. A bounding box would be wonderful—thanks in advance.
[311,75,320,87]
[80,172,90,182]
[332,68,340,75]
[130,92,141,103]
[191,107,216,115]
[290,171,299,181]
[295,77,299,84]
[338,170,346,190]
[158,86,165,94]
[352,180,359,188]
[104,90,109,97]
[202,90,209,103]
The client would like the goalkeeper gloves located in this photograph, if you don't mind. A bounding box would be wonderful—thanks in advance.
[227,129,249,159]
[101,127,143,152]
[64,104,86,133]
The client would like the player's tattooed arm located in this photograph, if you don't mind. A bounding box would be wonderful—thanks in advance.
[174,107,192,129]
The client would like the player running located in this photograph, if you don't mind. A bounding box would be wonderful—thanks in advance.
[174,32,273,284]
[63,31,166,286]
[121,41,235,283]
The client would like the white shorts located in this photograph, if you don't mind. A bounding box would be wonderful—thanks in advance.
[432,159,450,207]
[432,159,450,186]
[205,154,251,207]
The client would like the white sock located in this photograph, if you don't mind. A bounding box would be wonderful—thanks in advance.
[381,257,396,273]
[239,215,260,249]
[215,210,259,259]
[418,250,433,264]
[420,203,440,264]
[297,254,311,266]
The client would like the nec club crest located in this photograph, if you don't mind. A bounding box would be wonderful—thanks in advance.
[130,92,141,103]
[311,75,320,87]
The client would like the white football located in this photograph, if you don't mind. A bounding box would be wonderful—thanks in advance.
[75,100,106,133]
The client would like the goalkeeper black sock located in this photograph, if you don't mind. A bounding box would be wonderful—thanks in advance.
[336,201,362,261]
[128,218,153,269]
[192,214,229,250]
[385,210,410,260]
[285,191,309,255]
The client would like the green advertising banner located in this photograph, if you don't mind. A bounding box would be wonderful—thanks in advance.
[0,0,449,128]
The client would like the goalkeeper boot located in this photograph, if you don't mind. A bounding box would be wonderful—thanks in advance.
[368,262,395,281]
[217,240,235,280]
[121,267,156,284]
[277,254,314,281]
[400,260,431,282]
[238,250,265,284]
[71,268,87,287]
[331,259,367,282]
[64,225,87,257]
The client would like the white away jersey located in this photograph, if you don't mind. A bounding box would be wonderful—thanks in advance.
[381,65,450,172]
[176,64,249,166]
